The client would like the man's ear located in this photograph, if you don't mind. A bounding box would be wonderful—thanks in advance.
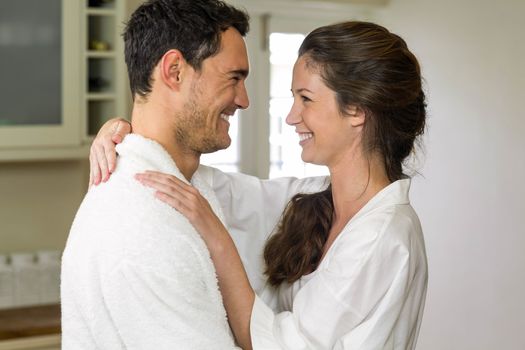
[346,105,366,128]
[159,49,188,91]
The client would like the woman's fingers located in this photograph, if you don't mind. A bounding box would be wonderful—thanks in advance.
[103,136,118,174]
[89,118,130,186]
[137,171,193,194]
[97,123,123,177]
[137,177,182,198]
[135,173,205,218]
[94,144,110,182]
[135,171,225,241]
[154,190,192,216]
[89,145,101,185]
[136,175,195,203]
[88,153,94,187]
[137,176,195,215]
[111,119,131,144]
[141,171,188,185]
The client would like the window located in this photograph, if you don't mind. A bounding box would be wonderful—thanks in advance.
[268,33,329,179]
[202,8,361,178]
[200,111,240,172]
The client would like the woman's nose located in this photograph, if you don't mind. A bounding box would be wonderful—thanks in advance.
[285,102,301,125]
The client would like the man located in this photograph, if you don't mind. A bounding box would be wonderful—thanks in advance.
[61,0,250,348]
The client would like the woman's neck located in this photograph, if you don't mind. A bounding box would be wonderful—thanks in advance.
[328,151,390,227]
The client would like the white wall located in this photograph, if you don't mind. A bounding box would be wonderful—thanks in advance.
[376,0,525,349]
[0,160,88,252]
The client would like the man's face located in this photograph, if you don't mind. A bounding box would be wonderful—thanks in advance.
[175,27,249,154]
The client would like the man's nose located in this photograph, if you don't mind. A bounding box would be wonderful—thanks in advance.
[235,82,249,110]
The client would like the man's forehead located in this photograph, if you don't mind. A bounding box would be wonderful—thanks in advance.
[205,30,249,75]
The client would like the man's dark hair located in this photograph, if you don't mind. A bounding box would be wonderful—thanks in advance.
[123,0,249,98]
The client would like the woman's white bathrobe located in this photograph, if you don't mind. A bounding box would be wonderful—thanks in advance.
[206,171,428,350]
[61,134,238,349]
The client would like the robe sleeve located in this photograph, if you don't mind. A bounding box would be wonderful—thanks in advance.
[200,165,329,292]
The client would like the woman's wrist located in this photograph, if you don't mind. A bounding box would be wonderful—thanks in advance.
[203,225,234,257]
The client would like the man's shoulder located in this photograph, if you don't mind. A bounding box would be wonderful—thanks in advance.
[70,169,200,244]
[65,179,203,271]
[78,172,147,217]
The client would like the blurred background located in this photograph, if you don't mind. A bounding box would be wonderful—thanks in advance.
[0,0,524,349]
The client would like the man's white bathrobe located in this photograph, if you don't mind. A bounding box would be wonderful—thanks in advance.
[61,134,237,349]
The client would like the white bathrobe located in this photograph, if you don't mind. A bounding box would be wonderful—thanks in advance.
[61,134,237,350]
[205,172,427,350]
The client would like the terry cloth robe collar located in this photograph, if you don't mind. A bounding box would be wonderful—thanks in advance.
[115,133,226,222]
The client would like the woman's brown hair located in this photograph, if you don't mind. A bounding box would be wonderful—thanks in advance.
[264,21,427,287]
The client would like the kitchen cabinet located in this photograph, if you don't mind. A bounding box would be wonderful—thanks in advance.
[0,335,60,350]
[83,0,128,138]
[0,0,128,161]
[0,305,60,350]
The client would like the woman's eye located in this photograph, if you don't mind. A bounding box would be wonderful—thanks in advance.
[301,95,311,102]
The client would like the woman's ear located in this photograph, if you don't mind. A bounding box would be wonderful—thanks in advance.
[346,105,366,127]
[159,49,187,91]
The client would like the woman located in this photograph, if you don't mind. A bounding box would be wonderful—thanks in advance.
[91,21,427,349]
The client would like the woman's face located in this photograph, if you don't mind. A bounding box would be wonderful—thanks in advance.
[286,56,358,167]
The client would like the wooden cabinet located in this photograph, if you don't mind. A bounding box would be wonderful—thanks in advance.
[0,0,81,154]
[0,335,60,350]
[0,0,128,161]
[0,305,60,350]
[82,0,128,139]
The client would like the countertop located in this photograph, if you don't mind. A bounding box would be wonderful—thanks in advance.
[0,304,60,340]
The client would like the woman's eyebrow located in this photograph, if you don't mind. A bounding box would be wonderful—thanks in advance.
[291,87,314,94]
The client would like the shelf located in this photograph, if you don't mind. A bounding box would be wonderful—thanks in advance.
[88,100,116,135]
[0,144,90,162]
[83,0,127,143]
[87,15,116,51]
[0,304,60,341]
[87,58,115,93]
[86,50,116,58]
[86,93,116,100]
[86,8,115,16]
[0,335,60,350]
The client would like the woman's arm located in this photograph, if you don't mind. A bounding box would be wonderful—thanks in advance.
[203,226,255,350]
[89,118,131,186]
[136,171,426,350]
[136,171,255,350]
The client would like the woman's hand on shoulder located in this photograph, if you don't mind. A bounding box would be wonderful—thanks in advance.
[135,171,229,248]
[89,117,131,186]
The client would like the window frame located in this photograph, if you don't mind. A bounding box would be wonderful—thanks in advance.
[206,0,377,178]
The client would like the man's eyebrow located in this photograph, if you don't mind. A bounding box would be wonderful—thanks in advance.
[229,69,249,78]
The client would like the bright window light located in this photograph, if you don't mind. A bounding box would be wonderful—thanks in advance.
[200,111,240,173]
[269,33,329,179]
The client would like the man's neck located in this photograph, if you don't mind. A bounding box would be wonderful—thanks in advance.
[160,141,201,182]
[130,100,200,182]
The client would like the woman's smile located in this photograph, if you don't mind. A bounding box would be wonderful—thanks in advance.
[298,132,313,146]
